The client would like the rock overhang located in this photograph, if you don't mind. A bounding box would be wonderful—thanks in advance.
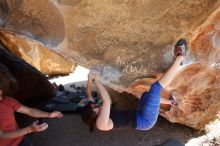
[1,0,220,130]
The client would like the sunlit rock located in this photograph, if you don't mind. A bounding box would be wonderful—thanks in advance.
[0,32,74,76]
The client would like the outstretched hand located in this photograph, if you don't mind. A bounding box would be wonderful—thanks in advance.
[48,111,63,118]
[29,121,48,133]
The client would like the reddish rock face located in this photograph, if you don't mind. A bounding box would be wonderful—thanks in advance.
[162,64,220,130]
[164,8,220,130]
[125,8,220,130]
[1,0,220,129]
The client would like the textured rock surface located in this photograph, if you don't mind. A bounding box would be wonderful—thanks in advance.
[0,0,65,47]
[1,0,220,129]
[0,46,53,106]
[164,7,220,130]
[0,32,74,76]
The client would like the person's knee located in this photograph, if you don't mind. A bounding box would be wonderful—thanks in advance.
[141,91,148,97]
[149,81,162,95]
[148,118,157,128]
[145,122,156,130]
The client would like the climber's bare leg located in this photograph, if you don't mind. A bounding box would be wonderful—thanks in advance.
[126,56,184,106]
[127,39,187,106]
[159,39,187,106]
[158,56,184,89]
[126,56,184,102]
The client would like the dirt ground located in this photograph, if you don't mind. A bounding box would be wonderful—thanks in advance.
[27,114,201,146]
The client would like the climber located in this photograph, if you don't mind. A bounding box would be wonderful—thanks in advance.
[0,88,63,146]
[80,39,187,131]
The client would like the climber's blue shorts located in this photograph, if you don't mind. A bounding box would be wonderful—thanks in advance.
[136,81,162,130]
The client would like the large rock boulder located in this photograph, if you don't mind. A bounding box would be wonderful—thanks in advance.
[1,0,220,129]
